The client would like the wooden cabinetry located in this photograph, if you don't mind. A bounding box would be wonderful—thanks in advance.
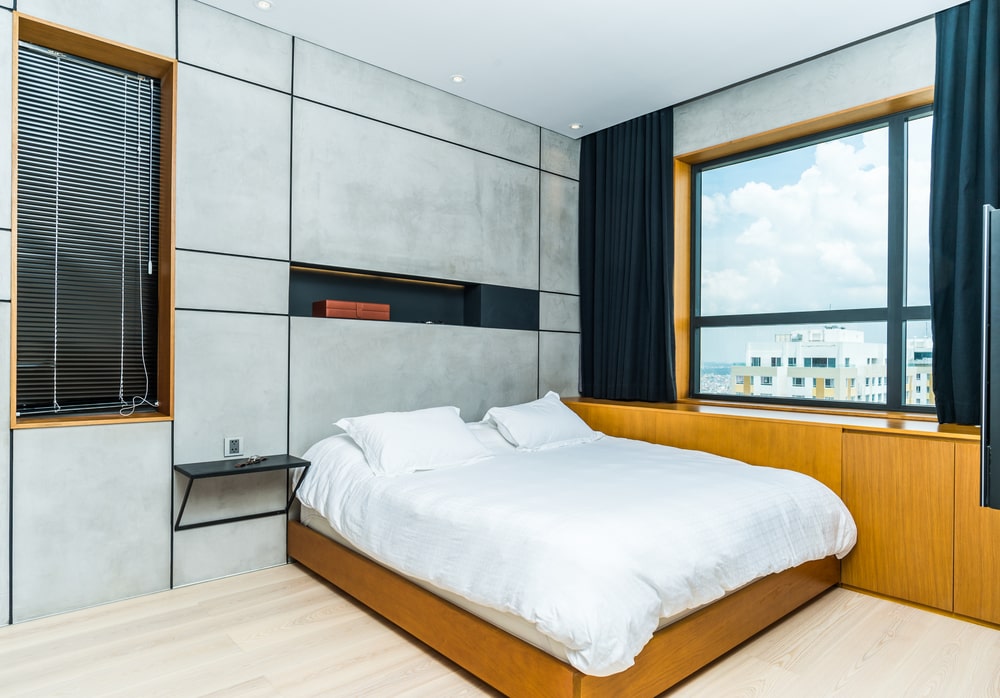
[841,433,954,611]
[954,443,1000,624]
[567,401,842,493]
[567,399,997,626]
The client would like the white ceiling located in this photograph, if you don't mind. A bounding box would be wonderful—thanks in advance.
[200,0,964,139]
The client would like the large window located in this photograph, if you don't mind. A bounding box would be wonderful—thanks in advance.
[12,15,175,425]
[692,106,932,411]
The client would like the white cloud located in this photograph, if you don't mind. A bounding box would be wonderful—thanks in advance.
[700,127,893,316]
[701,193,721,227]
[736,217,779,247]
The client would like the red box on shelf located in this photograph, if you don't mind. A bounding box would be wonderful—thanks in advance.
[312,300,358,319]
[357,302,391,321]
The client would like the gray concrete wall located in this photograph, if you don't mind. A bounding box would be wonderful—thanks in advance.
[11,422,172,621]
[0,0,580,620]
[5,0,177,623]
[291,101,540,287]
[539,135,582,394]
[674,19,936,155]
[0,304,8,625]
[289,319,540,456]
[0,8,9,626]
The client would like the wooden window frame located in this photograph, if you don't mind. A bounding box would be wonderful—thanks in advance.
[672,87,934,414]
[10,13,176,428]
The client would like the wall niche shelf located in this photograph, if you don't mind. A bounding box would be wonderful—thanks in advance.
[289,264,539,331]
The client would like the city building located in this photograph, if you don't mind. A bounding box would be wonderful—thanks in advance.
[721,326,934,406]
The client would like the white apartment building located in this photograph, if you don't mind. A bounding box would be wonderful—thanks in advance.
[730,326,934,406]
[906,336,934,406]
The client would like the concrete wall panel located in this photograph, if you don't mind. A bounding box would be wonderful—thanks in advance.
[171,477,286,587]
[292,100,539,288]
[178,0,292,92]
[176,251,288,315]
[172,310,289,586]
[539,331,580,398]
[294,40,539,167]
[540,173,580,294]
[11,422,171,621]
[288,317,538,456]
[176,65,291,259]
[0,230,9,301]
[0,304,9,624]
[0,12,11,232]
[541,129,580,180]
[675,20,936,155]
[173,311,288,465]
[540,292,580,333]
[18,0,175,57]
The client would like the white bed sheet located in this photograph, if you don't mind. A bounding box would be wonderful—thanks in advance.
[297,435,856,677]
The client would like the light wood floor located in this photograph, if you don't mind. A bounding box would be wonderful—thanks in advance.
[1,564,998,697]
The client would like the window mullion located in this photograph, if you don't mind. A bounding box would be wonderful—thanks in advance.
[689,104,932,412]
[886,114,906,411]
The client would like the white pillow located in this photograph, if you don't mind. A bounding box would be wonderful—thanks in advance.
[485,391,601,451]
[467,420,517,454]
[335,405,492,476]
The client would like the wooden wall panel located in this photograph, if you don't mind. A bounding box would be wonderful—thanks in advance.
[841,432,954,611]
[954,443,1000,624]
[567,401,842,494]
[566,400,998,622]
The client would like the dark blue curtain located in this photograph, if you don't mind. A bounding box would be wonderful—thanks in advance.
[578,107,676,402]
[930,0,1000,424]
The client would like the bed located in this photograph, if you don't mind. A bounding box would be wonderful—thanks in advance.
[288,394,856,697]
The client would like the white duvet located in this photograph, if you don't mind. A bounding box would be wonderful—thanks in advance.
[297,435,856,677]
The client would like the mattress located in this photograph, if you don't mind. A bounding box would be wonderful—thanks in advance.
[296,434,857,676]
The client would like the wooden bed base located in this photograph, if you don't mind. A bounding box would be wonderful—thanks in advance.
[288,520,840,697]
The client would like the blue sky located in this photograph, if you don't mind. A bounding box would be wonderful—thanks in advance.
[696,116,933,366]
[701,140,851,196]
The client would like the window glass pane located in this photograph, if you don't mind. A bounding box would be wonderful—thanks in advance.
[698,323,888,403]
[699,128,889,315]
[16,43,161,417]
[906,115,933,307]
[905,320,935,407]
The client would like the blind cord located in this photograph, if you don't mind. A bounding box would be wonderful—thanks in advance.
[121,76,153,417]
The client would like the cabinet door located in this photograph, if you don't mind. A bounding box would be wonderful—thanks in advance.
[841,433,954,610]
[954,442,1000,624]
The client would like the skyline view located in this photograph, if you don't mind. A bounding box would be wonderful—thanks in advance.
[698,325,934,408]
[695,113,934,407]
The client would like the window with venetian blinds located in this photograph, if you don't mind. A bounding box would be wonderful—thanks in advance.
[16,41,161,418]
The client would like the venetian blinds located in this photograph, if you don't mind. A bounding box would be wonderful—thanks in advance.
[16,41,160,417]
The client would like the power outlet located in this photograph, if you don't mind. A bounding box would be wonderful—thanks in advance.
[225,436,244,457]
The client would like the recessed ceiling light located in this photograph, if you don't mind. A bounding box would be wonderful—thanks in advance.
[450,74,465,84]
[255,0,272,9]
[569,123,582,130]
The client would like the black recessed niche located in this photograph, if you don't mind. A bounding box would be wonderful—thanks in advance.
[289,264,539,332]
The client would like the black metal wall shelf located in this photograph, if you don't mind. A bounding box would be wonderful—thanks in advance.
[289,264,539,331]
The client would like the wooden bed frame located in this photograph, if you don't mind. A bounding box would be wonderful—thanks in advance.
[288,519,840,697]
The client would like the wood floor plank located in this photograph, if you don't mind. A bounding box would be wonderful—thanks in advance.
[0,563,997,697]
[0,581,326,688]
[671,588,1000,697]
[199,677,282,698]
[0,564,303,653]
